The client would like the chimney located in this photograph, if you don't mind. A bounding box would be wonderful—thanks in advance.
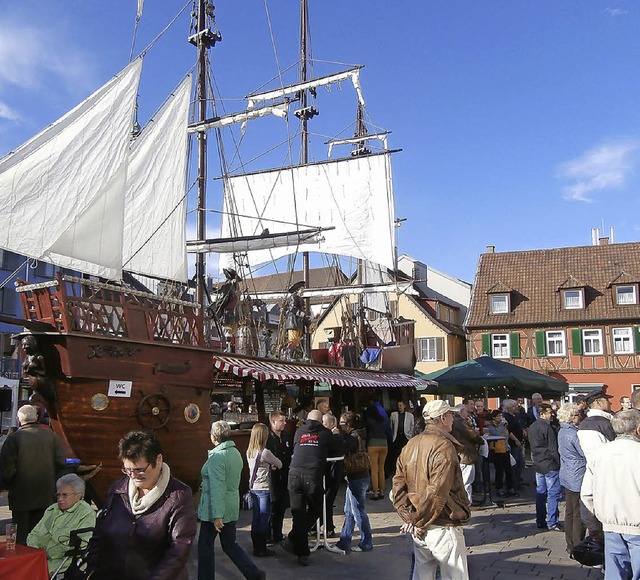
[599,237,609,246]
[486,245,495,253]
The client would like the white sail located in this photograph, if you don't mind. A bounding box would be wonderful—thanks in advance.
[123,74,192,282]
[220,152,396,270]
[0,59,143,279]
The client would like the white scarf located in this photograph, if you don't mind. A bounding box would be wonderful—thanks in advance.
[128,462,171,515]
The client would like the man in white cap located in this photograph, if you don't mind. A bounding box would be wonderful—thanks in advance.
[392,400,471,580]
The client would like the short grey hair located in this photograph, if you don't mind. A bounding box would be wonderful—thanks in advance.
[502,399,517,413]
[322,414,336,428]
[211,420,231,442]
[556,402,579,423]
[17,405,38,424]
[57,473,86,496]
[611,409,640,436]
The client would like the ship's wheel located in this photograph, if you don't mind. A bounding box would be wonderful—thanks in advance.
[135,393,171,429]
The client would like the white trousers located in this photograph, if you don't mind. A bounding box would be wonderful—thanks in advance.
[460,463,475,503]
[412,525,469,580]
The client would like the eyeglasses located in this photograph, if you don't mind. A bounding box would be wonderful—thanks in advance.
[121,464,151,477]
[56,492,80,499]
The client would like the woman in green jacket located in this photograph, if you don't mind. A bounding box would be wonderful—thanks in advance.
[197,420,265,580]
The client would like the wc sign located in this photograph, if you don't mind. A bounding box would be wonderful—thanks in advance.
[108,380,132,397]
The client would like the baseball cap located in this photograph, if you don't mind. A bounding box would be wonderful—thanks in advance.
[451,404,466,413]
[422,400,453,419]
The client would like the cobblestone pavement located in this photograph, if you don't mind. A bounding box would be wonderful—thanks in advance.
[0,466,602,579]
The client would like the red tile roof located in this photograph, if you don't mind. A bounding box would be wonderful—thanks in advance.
[466,242,640,329]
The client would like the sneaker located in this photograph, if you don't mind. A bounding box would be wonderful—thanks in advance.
[333,542,349,553]
[548,524,563,532]
[351,545,363,552]
[352,544,373,552]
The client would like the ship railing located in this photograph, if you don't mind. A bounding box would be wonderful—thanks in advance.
[16,274,217,348]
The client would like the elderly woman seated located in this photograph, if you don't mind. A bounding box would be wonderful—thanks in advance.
[27,473,96,577]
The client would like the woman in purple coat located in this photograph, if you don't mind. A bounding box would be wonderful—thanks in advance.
[87,430,197,580]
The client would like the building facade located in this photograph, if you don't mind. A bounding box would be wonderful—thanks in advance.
[465,240,640,405]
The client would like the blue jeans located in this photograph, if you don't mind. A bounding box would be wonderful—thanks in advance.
[197,519,260,580]
[535,471,561,528]
[337,475,373,551]
[251,489,271,535]
[605,532,640,580]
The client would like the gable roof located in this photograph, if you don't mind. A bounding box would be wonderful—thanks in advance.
[466,241,640,329]
[243,267,348,294]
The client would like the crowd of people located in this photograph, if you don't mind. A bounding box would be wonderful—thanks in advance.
[1,388,640,579]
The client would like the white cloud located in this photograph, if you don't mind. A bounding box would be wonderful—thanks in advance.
[557,140,640,203]
[605,7,628,17]
[0,21,94,96]
[0,101,20,122]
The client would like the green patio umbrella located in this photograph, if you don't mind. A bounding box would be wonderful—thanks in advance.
[417,355,567,398]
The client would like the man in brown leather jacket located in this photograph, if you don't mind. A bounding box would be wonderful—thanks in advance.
[392,400,471,580]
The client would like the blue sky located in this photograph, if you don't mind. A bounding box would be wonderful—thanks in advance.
[1,1,640,284]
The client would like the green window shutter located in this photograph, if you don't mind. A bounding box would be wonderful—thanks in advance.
[481,334,491,356]
[535,331,546,356]
[436,336,445,361]
[509,333,521,358]
[571,329,583,355]
[635,327,640,354]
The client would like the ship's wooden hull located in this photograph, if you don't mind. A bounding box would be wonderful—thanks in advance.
[35,333,220,502]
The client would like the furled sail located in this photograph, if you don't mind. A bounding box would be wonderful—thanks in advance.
[219,152,396,270]
[0,59,143,279]
[123,74,192,282]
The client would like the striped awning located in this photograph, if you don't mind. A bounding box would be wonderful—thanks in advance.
[212,355,434,388]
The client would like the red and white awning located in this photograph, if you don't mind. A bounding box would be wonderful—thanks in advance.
[212,355,434,388]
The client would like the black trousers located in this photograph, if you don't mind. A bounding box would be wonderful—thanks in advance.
[287,468,323,556]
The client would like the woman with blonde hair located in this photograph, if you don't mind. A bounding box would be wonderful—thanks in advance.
[557,402,586,555]
[247,422,282,557]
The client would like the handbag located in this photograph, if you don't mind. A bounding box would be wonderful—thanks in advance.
[343,433,371,476]
[242,449,263,510]
[571,535,604,567]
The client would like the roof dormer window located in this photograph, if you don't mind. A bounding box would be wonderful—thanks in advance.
[563,289,584,310]
[616,284,637,305]
[490,294,509,314]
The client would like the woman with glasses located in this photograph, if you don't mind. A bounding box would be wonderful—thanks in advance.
[87,430,197,580]
[27,473,96,577]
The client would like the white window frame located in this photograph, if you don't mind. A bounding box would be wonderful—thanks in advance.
[491,334,509,359]
[490,294,509,314]
[613,327,634,354]
[563,289,584,310]
[545,330,566,356]
[583,329,603,355]
[417,337,437,362]
[616,285,637,305]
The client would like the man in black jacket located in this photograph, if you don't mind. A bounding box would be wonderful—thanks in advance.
[283,409,343,566]
[266,410,293,545]
[0,404,66,544]
[528,403,562,531]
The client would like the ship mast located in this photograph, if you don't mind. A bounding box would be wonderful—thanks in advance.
[192,0,221,307]
[297,0,317,355]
